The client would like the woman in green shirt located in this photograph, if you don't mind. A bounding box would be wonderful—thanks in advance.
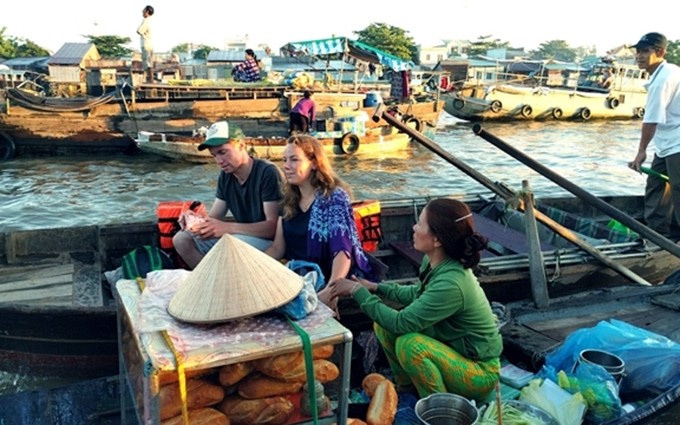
[330,198,502,400]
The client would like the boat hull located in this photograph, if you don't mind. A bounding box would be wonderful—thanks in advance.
[443,86,647,122]
[135,126,417,163]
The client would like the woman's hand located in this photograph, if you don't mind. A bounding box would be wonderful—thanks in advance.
[317,285,339,317]
[330,278,361,298]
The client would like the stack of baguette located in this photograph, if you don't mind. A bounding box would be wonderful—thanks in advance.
[158,344,342,425]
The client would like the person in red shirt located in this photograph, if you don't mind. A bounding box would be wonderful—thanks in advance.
[289,91,316,134]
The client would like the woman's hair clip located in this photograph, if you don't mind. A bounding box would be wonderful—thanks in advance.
[454,213,472,223]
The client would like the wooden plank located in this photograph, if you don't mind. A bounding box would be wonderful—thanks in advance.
[0,263,74,284]
[1,282,72,304]
[0,273,73,292]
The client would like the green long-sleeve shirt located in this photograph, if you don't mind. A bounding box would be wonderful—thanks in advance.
[353,256,503,361]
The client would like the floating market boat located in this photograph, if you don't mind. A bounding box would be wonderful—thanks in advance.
[0,85,442,159]
[133,111,419,162]
[2,192,678,380]
[441,56,648,122]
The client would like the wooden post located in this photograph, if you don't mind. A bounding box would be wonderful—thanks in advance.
[522,180,550,308]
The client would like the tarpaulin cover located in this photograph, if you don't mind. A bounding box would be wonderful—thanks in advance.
[280,37,414,71]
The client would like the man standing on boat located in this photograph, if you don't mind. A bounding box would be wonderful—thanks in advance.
[628,32,680,240]
[137,5,154,83]
[172,121,282,269]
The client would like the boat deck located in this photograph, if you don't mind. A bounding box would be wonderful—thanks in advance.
[500,275,680,372]
[0,261,104,307]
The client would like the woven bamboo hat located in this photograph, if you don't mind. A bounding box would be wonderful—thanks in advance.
[167,234,303,323]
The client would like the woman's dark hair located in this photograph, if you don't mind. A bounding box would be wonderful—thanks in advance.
[245,49,257,60]
[425,198,488,269]
[144,5,154,15]
[303,90,312,99]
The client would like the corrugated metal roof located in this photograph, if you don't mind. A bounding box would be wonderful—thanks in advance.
[207,49,268,62]
[49,43,96,65]
[3,56,50,67]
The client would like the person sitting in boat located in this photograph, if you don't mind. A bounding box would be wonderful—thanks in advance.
[264,134,380,311]
[289,91,316,134]
[328,198,502,400]
[172,121,282,269]
[598,68,614,89]
[231,49,261,82]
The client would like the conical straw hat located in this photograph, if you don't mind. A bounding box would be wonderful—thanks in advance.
[168,234,303,323]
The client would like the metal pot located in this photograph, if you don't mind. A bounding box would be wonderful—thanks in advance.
[415,393,479,425]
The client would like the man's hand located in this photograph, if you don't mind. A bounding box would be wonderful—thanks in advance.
[628,151,647,172]
[195,217,230,239]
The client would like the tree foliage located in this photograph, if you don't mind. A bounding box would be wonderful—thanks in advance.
[171,43,217,60]
[0,27,50,59]
[666,40,680,66]
[85,35,132,58]
[353,23,417,63]
[529,40,577,62]
[467,35,510,57]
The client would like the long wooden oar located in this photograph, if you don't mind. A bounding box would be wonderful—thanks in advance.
[371,104,653,286]
[473,124,680,259]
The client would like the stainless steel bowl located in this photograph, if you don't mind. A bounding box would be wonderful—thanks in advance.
[415,393,479,425]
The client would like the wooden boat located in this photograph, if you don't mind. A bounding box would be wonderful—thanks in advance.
[0,83,443,159]
[442,57,648,122]
[2,192,678,381]
[133,116,419,163]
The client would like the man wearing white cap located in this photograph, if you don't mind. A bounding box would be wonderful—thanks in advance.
[628,32,680,239]
[173,121,282,268]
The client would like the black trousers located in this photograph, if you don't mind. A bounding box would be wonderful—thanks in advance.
[290,112,309,133]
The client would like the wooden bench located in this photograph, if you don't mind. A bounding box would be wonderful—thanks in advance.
[390,213,555,267]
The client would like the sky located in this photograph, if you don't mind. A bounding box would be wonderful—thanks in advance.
[2,1,678,57]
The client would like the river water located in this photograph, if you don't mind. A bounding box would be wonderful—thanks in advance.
[1,115,647,232]
[4,115,678,424]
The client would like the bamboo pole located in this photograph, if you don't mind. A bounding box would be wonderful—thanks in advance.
[371,104,653,286]
[472,124,680,259]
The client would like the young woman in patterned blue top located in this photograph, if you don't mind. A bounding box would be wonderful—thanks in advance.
[265,135,373,308]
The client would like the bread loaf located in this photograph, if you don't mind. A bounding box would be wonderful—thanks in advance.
[217,395,294,425]
[159,378,226,420]
[254,351,305,378]
[237,374,303,399]
[281,359,340,384]
[158,368,215,387]
[219,361,255,386]
[361,373,388,398]
[313,344,334,359]
[331,419,368,425]
[366,379,398,425]
[161,407,230,425]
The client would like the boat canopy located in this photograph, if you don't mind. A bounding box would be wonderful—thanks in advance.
[280,37,414,72]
